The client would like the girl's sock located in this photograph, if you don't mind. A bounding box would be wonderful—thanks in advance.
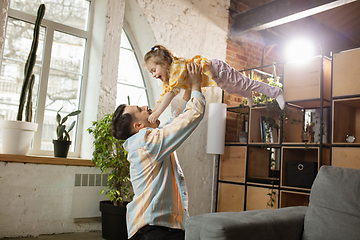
[276,90,285,110]
[247,97,253,107]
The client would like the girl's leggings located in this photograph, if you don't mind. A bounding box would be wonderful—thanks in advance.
[208,59,281,99]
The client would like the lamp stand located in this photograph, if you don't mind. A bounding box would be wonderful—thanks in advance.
[210,153,219,213]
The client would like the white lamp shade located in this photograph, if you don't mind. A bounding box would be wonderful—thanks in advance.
[206,103,227,154]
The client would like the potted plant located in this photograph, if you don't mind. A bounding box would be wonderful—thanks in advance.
[0,4,45,155]
[53,107,81,158]
[87,113,133,240]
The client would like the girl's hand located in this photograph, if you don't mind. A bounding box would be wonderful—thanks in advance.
[148,111,160,123]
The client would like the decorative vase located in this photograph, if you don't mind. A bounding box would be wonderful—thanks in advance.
[239,131,248,143]
[100,200,128,240]
[53,140,71,158]
[0,120,38,155]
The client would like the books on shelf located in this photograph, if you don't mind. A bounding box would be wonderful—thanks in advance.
[260,116,278,143]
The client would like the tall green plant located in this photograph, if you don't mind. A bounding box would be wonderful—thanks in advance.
[87,114,133,206]
[17,4,45,122]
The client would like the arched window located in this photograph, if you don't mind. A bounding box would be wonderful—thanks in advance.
[117,29,149,107]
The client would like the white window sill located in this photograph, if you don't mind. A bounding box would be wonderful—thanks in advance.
[0,154,95,167]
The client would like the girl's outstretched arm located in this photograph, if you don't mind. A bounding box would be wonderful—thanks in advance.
[148,91,175,123]
[152,102,160,112]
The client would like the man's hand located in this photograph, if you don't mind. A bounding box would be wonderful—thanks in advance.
[186,62,202,92]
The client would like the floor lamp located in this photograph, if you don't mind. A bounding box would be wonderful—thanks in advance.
[206,103,227,213]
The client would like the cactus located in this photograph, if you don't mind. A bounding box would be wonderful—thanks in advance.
[17,4,45,121]
[56,107,81,141]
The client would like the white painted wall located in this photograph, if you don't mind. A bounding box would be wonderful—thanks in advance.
[0,0,230,237]
[0,162,103,238]
[132,0,230,215]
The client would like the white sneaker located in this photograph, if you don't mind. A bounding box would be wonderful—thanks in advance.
[276,90,285,110]
[247,97,253,107]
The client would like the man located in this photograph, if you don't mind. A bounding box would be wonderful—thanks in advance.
[111,63,205,240]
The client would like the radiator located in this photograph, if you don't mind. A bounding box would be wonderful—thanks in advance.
[70,173,109,218]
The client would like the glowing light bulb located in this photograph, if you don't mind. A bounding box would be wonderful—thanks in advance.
[285,38,315,62]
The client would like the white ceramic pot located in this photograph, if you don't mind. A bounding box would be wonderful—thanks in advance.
[0,120,38,155]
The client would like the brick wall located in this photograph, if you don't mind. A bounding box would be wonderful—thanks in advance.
[224,0,284,107]
[224,0,285,142]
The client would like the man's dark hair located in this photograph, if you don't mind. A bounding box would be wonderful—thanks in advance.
[111,104,134,140]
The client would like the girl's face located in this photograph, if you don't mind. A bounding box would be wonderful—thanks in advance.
[146,57,169,83]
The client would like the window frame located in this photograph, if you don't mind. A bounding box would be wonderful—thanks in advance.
[3,2,94,157]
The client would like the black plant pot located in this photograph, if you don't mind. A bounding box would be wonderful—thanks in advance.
[100,200,128,240]
[53,140,71,158]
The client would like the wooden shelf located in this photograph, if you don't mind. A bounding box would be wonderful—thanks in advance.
[225,107,249,143]
[281,147,319,190]
[247,146,280,185]
[287,100,331,109]
[284,55,331,103]
[333,47,360,97]
[217,182,245,212]
[246,185,278,210]
[332,97,360,144]
[219,146,246,183]
[247,146,270,179]
[0,154,94,167]
[283,105,304,143]
[249,107,280,144]
[283,105,330,144]
[332,147,360,170]
[280,190,309,208]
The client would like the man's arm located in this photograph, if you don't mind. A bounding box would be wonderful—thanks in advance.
[145,63,205,162]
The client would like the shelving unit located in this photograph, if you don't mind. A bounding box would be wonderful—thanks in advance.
[331,47,360,171]
[217,56,336,212]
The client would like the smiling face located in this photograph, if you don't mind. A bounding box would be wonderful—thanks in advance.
[146,57,169,83]
[123,105,160,132]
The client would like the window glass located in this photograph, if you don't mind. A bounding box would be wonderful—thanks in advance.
[0,18,45,122]
[42,31,85,150]
[0,1,90,156]
[117,30,149,107]
[10,0,90,30]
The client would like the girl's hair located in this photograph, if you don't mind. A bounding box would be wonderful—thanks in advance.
[144,45,182,74]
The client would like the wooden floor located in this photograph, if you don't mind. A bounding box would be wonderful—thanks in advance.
[1,231,103,240]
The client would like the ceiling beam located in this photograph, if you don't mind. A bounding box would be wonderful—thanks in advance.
[230,0,357,36]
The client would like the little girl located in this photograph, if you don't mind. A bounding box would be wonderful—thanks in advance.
[145,45,285,123]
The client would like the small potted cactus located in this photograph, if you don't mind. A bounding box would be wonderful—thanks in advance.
[53,107,81,158]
